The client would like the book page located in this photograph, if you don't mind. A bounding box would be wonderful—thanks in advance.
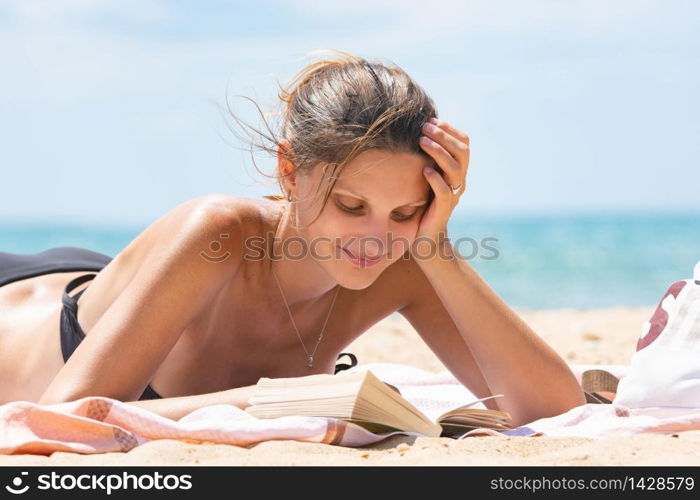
[390,383,495,422]
[436,394,506,423]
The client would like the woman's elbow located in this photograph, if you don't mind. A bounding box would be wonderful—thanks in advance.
[38,391,78,405]
[512,388,587,427]
[38,386,123,406]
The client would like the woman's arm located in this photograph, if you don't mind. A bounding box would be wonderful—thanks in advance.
[409,118,585,427]
[39,196,246,405]
[125,384,258,421]
[402,250,586,428]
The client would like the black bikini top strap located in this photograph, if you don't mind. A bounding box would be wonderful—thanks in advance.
[65,273,98,294]
[334,352,358,374]
[62,273,98,312]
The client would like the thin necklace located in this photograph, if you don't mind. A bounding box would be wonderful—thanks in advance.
[271,265,341,368]
[270,204,341,368]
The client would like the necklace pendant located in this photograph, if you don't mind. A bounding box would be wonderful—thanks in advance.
[307,355,313,368]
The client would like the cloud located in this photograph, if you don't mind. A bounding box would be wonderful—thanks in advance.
[1,0,694,106]
[1,0,171,25]
[291,0,667,40]
[0,0,697,224]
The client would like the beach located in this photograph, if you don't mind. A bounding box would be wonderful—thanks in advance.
[1,0,698,470]
[2,303,700,466]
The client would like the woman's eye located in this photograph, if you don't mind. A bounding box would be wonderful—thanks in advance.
[393,212,415,221]
[336,201,416,221]
[337,201,363,212]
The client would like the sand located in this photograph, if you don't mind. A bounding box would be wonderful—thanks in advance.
[3,304,700,466]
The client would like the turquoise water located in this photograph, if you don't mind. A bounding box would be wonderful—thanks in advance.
[447,211,700,309]
[1,211,698,309]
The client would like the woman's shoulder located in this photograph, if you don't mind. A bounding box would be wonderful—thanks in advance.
[115,194,273,274]
[177,193,280,234]
[169,193,265,227]
[72,195,265,345]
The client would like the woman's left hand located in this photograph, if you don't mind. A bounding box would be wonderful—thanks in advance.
[416,117,471,247]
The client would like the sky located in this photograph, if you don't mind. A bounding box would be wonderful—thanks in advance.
[1,0,698,227]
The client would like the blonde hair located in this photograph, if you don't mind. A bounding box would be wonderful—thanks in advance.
[224,48,438,226]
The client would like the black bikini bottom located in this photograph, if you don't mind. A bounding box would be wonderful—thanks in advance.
[1,246,358,401]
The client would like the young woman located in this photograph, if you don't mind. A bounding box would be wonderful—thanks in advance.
[0,50,586,427]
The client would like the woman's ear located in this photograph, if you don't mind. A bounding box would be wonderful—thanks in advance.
[277,139,298,195]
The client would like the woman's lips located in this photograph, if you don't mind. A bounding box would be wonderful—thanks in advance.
[340,247,382,268]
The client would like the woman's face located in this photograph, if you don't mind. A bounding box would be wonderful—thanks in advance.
[293,149,433,290]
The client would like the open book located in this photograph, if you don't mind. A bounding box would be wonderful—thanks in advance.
[244,369,512,438]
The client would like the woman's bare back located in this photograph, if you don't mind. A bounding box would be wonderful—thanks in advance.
[0,194,409,404]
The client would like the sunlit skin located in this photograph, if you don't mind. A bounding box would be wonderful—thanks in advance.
[0,118,586,428]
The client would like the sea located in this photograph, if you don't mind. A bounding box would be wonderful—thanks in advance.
[1,211,698,310]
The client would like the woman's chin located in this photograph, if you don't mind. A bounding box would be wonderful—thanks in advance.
[333,263,385,290]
